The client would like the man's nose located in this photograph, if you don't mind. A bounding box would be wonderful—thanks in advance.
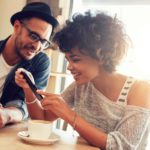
[31,40,41,52]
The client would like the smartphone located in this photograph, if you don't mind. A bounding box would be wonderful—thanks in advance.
[21,71,43,100]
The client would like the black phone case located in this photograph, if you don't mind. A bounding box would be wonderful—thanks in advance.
[21,71,43,100]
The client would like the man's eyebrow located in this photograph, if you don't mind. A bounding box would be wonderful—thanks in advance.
[22,21,40,37]
[31,30,48,41]
[31,31,40,37]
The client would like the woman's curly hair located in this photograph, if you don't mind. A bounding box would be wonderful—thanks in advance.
[53,11,130,72]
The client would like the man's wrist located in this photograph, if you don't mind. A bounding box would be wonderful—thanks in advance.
[0,108,11,127]
[4,107,23,123]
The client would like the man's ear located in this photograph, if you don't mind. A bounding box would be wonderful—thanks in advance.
[13,20,22,34]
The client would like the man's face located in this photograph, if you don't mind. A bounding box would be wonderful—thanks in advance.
[14,18,53,60]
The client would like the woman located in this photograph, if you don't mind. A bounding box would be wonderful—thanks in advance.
[15,11,150,150]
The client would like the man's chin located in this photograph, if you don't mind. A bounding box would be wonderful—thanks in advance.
[23,56,34,60]
[21,52,35,60]
[19,54,34,61]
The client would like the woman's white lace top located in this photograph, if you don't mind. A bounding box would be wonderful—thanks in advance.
[61,77,150,150]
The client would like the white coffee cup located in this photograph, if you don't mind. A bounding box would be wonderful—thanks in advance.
[28,120,53,139]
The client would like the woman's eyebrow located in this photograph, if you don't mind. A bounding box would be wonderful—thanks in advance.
[70,54,78,57]
[65,54,80,59]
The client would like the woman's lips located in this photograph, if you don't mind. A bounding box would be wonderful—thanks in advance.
[72,73,81,80]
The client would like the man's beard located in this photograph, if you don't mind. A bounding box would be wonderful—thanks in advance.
[14,38,26,61]
[14,37,35,61]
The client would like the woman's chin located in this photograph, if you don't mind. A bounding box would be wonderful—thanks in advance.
[75,79,88,85]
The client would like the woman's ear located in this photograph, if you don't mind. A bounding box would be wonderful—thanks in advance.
[99,60,104,65]
[96,48,104,65]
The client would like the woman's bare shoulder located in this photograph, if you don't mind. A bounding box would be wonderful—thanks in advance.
[128,80,150,109]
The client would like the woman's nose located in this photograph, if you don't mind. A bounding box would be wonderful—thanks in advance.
[67,62,73,71]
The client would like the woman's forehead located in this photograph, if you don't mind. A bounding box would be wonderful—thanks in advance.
[65,49,82,56]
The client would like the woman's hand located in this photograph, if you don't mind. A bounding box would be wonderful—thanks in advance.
[15,68,34,89]
[37,90,72,120]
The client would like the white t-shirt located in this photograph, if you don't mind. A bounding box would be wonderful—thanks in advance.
[0,54,15,98]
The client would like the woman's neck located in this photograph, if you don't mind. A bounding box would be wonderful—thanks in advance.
[92,71,127,101]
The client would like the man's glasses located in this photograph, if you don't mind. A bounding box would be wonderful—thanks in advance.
[20,21,50,49]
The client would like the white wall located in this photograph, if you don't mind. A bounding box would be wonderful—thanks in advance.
[0,0,26,39]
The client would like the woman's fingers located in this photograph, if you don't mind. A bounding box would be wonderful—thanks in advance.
[37,90,53,96]
[37,91,66,113]
[37,91,61,100]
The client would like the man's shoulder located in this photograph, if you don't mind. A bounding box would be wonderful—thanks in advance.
[0,36,11,52]
[34,51,49,59]
[0,39,5,51]
[30,52,50,69]
[32,52,50,63]
[0,39,4,43]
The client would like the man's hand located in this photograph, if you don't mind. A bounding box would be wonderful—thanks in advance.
[15,68,35,89]
[0,107,23,128]
[0,107,10,128]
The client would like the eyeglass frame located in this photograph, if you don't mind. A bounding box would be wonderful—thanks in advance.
[20,21,51,49]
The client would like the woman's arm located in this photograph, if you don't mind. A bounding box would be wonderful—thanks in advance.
[38,90,107,149]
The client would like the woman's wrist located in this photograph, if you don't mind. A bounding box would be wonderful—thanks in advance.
[65,110,78,128]
[72,111,77,130]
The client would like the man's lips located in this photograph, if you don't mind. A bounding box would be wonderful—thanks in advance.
[25,48,36,55]
[24,50,34,56]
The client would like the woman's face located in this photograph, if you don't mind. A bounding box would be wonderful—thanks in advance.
[65,49,101,85]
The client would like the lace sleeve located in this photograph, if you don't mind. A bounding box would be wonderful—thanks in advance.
[106,106,150,150]
[61,82,76,108]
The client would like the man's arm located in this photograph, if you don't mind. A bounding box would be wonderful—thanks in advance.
[0,52,51,128]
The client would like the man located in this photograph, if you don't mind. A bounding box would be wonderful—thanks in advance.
[0,2,58,128]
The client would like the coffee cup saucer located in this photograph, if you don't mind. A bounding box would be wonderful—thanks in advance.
[17,130,60,145]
